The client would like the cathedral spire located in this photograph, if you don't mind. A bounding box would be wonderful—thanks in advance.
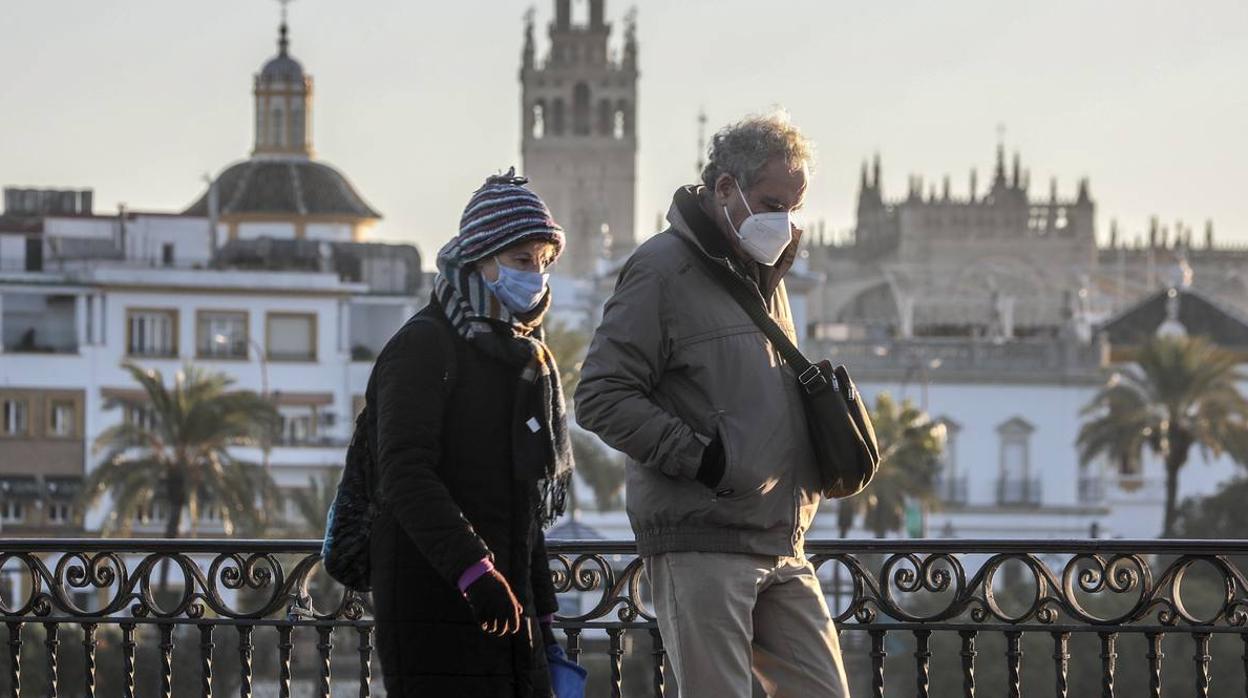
[522,6,536,69]
[993,142,1007,186]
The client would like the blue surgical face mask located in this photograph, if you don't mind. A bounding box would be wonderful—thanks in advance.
[485,257,549,313]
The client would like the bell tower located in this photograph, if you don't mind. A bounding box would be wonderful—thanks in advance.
[520,0,638,277]
[253,1,313,158]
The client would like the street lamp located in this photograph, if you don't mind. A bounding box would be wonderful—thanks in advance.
[212,333,272,468]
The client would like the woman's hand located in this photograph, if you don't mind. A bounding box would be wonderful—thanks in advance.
[465,569,524,637]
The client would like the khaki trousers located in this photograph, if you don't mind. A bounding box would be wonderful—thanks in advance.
[645,552,850,698]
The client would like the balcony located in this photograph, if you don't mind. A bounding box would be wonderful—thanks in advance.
[997,475,1043,507]
[0,292,78,354]
[2,538,1248,696]
[936,474,970,506]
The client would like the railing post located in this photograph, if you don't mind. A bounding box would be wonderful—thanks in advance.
[1099,631,1117,698]
[198,624,214,698]
[1194,632,1212,698]
[159,622,174,698]
[1005,630,1022,698]
[959,629,977,698]
[914,629,931,698]
[121,621,136,698]
[649,627,666,698]
[42,622,57,698]
[357,625,374,698]
[869,629,886,698]
[607,628,624,698]
[278,625,293,698]
[81,622,96,698]
[1145,631,1164,698]
[316,625,333,698]
[6,621,20,698]
[1051,631,1070,698]
[237,625,254,698]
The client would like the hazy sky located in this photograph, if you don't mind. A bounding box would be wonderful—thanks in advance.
[2,0,1245,263]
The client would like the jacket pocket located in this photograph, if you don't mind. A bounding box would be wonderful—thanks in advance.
[710,411,769,500]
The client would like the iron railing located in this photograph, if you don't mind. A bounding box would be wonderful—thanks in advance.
[3,538,1248,696]
[997,476,1044,506]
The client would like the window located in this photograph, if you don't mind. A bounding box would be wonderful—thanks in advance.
[48,399,76,437]
[997,417,1037,505]
[2,399,28,436]
[267,313,316,361]
[46,501,72,525]
[124,404,156,432]
[0,500,24,524]
[127,309,177,357]
[197,311,248,359]
[161,243,174,267]
[278,406,318,445]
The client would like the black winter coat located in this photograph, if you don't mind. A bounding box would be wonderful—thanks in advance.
[366,304,558,697]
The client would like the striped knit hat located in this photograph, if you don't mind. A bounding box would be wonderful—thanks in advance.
[455,167,564,263]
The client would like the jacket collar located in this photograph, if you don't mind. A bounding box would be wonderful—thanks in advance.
[666,185,801,301]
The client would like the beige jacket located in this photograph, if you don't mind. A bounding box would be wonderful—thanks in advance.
[574,189,823,557]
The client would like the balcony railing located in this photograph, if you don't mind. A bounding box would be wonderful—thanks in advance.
[997,476,1043,506]
[936,474,970,506]
[3,538,1248,696]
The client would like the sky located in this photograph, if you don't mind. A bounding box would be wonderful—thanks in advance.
[2,0,1246,264]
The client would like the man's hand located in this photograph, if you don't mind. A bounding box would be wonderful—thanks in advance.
[696,435,726,489]
[465,569,523,637]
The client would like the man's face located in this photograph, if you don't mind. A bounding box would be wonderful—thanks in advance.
[715,157,808,246]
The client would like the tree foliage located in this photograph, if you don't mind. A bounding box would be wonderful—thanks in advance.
[1078,336,1248,537]
[80,362,282,540]
[837,392,945,538]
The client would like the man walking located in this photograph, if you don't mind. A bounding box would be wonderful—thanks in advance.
[574,111,850,697]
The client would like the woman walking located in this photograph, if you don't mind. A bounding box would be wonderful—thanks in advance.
[367,170,574,696]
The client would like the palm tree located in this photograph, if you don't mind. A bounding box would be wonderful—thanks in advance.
[571,431,625,511]
[81,363,281,548]
[290,472,336,537]
[1078,336,1248,537]
[836,393,945,538]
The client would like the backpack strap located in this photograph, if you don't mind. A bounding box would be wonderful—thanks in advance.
[409,313,458,393]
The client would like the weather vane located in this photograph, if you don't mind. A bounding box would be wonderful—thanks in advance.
[276,0,294,24]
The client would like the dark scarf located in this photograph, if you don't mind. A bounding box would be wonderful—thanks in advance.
[432,236,573,528]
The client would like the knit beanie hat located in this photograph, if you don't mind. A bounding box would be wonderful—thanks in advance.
[455,167,564,264]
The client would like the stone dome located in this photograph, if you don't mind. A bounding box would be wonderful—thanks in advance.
[184,159,380,219]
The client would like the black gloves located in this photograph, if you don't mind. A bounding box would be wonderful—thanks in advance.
[696,435,726,490]
[465,568,524,637]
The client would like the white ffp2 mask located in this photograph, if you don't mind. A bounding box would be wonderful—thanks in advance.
[722,180,793,266]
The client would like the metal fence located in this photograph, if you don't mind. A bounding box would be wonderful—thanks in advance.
[3,538,1248,697]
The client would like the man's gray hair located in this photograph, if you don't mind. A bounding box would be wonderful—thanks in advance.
[700,110,815,191]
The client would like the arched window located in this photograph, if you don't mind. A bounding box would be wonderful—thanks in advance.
[572,83,592,136]
[550,99,566,136]
[615,99,633,137]
[597,99,613,136]
[531,100,546,139]
[291,103,305,148]
[271,105,284,147]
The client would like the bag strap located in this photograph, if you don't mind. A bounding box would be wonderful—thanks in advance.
[669,231,833,396]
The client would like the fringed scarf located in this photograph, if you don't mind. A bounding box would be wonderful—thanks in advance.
[433,236,573,528]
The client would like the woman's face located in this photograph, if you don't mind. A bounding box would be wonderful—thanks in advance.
[479,239,557,282]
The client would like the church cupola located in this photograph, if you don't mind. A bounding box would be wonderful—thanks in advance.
[253,14,313,158]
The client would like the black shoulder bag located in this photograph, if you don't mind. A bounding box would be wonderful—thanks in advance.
[672,233,881,499]
[321,314,458,591]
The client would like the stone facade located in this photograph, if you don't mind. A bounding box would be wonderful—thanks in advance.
[520,0,638,278]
